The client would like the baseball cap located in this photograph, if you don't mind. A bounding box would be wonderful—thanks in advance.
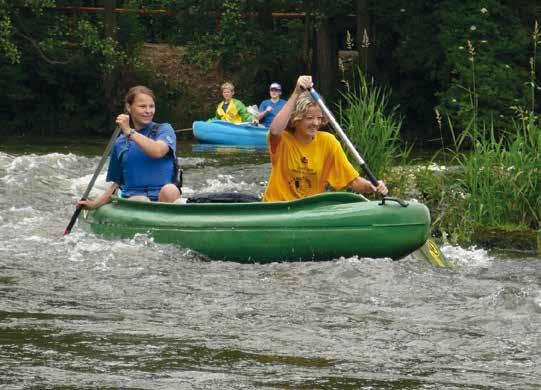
[269,82,282,91]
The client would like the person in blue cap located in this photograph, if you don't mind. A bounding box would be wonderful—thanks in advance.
[256,82,287,128]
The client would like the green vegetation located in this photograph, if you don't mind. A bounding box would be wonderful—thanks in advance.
[415,115,541,246]
[409,20,541,246]
[452,118,540,229]
[0,1,146,134]
[434,0,533,135]
[338,69,411,182]
[1,1,538,139]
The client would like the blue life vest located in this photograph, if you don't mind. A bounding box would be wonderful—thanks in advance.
[116,123,178,200]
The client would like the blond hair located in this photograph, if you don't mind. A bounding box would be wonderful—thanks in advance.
[221,82,235,92]
[287,91,328,131]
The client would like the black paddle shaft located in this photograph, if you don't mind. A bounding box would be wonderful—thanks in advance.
[309,88,379,187]
[64,126,122,235]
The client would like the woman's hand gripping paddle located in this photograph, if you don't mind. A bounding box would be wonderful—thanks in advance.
[308,88,450,268]
[63,126,122,235]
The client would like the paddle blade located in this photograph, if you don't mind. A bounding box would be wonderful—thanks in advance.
[64,204,83,236]
[413,239,452,268]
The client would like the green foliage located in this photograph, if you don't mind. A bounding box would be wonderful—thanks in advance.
[449,116,540,231]
[435,0,533,134]
[0,0,56,62]
[0,0,538,143]
[0,14,20,63]
[441,17,541,232]
[413,15,541,245]
[185,34,223,71]
[0,1,147,134]
[368,0,537,141]
[420,112,540,245]
[414,166,475,244]
[173,0,306,102]
[368,0,444,140]
[338,69,411,183]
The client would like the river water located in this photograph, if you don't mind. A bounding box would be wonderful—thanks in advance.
[0,138,539,389]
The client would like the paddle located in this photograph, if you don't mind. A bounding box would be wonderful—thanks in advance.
[63,126,122,236]
[308,88,450,267]
[175,127,193,134]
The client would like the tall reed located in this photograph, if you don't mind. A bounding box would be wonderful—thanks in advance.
[450,120,540,230]
[338,69,410,181]
[447,21,541,231]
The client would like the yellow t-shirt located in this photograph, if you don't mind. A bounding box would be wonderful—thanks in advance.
[262,131,360,202]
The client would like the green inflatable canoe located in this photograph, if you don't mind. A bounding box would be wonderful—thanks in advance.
[80,192,431,262]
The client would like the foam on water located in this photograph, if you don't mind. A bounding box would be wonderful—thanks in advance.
[197,174,262,194]
[441,244,492,268]
[21,235,51,244]
[534,291,541,313]
[70,172,109,199]
[179,156,214,168]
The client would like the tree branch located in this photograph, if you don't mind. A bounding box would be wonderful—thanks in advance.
[14,30,70,65]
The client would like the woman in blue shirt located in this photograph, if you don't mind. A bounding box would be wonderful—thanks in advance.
[79,86,180,210]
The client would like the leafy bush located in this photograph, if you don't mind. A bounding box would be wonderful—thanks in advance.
[0,1,152,135]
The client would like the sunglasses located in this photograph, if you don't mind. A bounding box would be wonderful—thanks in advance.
[269,88,281,92]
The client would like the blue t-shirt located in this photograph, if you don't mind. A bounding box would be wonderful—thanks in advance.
[258,98,287,127]
[106,122,176,201]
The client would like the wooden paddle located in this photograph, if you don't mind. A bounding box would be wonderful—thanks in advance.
[308,88,450,267]
[63,126,122,235]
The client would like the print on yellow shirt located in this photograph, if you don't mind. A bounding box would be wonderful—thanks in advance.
[288,168,314,198]
[263,131,360,202]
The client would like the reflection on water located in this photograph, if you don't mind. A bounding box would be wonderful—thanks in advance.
[192,143,267,154]
[0,144,539,389]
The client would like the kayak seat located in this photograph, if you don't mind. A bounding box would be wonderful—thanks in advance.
[186,192,261,204]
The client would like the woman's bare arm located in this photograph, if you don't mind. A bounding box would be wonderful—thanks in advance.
[269,75,313,136]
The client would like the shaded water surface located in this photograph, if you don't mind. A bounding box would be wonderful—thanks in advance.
[0,138,539,389]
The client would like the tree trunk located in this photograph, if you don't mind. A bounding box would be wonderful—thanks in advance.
[104,0,116,39]
[103,0,116,123]
[302,13,312,72]
[253,3,274,83]
[355,0,374,76]
[312,17,338,99]
[256,2,273,31]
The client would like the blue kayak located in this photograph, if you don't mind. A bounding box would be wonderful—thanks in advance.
[193,120,268,146]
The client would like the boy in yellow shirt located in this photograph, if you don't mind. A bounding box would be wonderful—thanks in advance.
[212,82,254,124]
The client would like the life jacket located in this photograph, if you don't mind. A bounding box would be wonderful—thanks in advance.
[216,99,242,123]
[119,123,183,192]
[150,123,183,191]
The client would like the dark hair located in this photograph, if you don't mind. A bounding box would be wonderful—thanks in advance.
[124,85,156,105]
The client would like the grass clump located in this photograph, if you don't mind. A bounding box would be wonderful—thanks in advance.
[451,116,540,231]
[338,69,411,185]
